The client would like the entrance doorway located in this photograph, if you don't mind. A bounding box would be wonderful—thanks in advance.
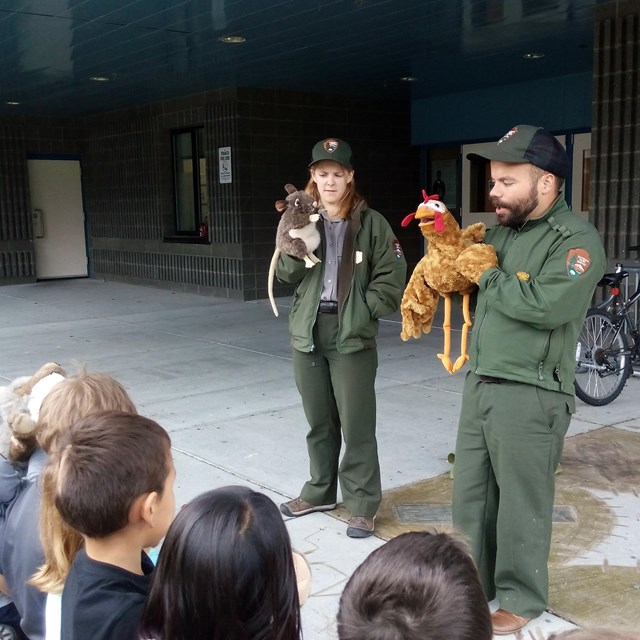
[27,158,88,279]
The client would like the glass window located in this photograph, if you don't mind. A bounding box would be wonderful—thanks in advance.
[172,128,209,238]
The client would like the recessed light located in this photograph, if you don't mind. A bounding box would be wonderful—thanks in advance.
[219,35,246,44]
[5,101,20,106]
[523,52,545,60]
[89,75,110,82]
[400,76,418,82]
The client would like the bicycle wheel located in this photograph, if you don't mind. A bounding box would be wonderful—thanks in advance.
[574,309,632,405]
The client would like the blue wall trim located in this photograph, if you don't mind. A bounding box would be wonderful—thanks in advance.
[411,72,592,146]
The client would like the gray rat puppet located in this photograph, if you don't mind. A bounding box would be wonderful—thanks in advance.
[267,184,321,317]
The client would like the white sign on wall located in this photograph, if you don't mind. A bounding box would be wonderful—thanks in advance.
[218,146,232,184]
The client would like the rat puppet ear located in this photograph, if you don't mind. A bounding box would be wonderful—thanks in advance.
[284,183,297,195]
[275,199,287,212]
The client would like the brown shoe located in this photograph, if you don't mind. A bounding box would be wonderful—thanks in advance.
[491,609,532,635]
[346,516,375,538]
[280,497,336,517]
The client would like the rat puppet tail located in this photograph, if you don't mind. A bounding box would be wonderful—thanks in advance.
[267,249,281,317]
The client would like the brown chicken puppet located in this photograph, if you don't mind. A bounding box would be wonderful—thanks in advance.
[400,191,498,374]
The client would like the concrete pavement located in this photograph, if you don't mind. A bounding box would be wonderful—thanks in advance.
[1,278,638,639]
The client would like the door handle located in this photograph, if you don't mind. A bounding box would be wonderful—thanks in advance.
[33,208,45,238]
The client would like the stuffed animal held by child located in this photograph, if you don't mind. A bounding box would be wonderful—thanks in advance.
[0,362,66,461]
[268,184,322,317]
[400,192,498,374]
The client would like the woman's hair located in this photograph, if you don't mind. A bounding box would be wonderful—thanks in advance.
[337,531,491,640]
[139,485,302,640]
[549,629,640,640]
[30,371,136,594]
[305,166,364,220]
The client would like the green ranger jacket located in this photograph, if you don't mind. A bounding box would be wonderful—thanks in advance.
[275,201,407,353]
[470,195,606,397]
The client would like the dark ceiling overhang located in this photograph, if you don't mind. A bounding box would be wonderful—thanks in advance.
[0,0,601,118]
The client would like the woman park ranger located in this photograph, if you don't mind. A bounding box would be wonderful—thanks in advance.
[276,138,406,538]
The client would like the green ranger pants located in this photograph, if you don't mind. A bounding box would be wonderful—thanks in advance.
[452,371,572,618]
[292,313,380,517]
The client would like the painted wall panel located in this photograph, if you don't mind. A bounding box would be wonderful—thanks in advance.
[412,73,593,146]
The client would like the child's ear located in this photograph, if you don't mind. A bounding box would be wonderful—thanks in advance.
[132,492,159,527]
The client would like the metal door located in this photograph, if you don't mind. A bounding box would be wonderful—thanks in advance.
[27,158,88,279]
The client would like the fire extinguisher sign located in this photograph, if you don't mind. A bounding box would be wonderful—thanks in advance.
[218,146,232,184]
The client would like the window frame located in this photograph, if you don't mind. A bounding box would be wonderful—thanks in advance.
[170,127,209,241]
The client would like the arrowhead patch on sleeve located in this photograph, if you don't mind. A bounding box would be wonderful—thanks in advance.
[566,249,591,277]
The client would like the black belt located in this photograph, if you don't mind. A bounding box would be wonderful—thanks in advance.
[477,374,508,384]
[318,300,338,314]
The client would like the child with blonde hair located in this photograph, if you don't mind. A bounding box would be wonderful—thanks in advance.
[0,371,136,640]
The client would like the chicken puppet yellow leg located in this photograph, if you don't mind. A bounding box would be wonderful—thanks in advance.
[437,294,454,374]
[451,293,472,373]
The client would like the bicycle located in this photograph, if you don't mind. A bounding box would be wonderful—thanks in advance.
[574,253,640,405]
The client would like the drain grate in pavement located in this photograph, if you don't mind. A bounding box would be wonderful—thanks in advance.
[395,504,576,524]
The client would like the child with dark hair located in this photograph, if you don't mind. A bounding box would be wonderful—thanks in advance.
[337,531,491,640]
[52,411,174,640]
[139,485,302,640]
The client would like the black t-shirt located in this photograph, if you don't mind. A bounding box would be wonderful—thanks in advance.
[61,548,154,640]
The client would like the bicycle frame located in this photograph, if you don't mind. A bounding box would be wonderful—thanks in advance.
[594,265,640,368]
[574,259,640,404]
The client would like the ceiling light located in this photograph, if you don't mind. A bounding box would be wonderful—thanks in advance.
[219,35,246,44]
[5,101,20,106]
[523,52,545,60]
[400,76,418,82]
[89,75,110,82]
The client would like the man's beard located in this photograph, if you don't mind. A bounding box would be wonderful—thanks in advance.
[490,182,539,230]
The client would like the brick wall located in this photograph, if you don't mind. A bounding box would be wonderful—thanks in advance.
[591,0,640,262]
[0,88,419,296]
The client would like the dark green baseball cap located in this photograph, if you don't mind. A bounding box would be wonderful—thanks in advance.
[467,125,569,179]
[309,138,353,169]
